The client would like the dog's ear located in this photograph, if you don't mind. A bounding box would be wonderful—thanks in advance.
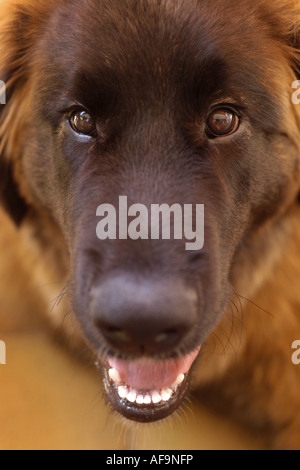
[0,89,30,227]
[258,0,300,77]
[0,2,32,225]
[0,0,55,225]
[0,74,29,225]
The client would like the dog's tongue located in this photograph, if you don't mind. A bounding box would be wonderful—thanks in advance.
[108,348,200,390]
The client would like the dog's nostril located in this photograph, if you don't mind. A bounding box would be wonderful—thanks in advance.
[108,328,131,343]
[154,329,179,344]
[97,323,131,343]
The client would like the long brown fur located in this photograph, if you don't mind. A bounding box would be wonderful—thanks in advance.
[1,0,300,450]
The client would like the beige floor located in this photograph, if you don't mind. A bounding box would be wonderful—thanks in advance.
[0,325,268,450]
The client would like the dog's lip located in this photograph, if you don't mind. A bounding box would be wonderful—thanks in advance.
[98,347,201,423]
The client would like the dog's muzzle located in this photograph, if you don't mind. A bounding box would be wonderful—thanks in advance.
[90,274,202,422]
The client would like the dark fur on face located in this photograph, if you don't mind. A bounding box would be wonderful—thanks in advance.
[1,0,300,445]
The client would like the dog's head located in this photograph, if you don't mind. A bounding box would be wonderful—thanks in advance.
[1,0,300,422]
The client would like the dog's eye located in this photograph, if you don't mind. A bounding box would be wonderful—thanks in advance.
[69,110,97,137]
[206,109,239,138]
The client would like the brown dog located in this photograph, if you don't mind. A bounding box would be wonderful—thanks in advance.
[1,0,300,449]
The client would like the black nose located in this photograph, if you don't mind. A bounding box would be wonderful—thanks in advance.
[90,274,198,355]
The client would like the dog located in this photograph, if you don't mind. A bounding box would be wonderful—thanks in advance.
[1,0,300,450]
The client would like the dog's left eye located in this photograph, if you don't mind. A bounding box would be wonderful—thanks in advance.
[69,110,97,137]
[206,108,240,138]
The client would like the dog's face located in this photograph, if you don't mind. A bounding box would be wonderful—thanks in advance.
[1,0,300,422]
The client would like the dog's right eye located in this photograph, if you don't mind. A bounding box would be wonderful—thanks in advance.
[69,110,97,137]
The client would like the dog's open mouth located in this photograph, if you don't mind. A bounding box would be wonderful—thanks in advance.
[99,348,201,422]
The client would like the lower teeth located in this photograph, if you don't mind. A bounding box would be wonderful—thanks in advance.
[108,368,185,406]
[118,386,174,405]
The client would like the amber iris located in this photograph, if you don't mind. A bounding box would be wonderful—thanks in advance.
[206,109,239,137]
[70,110,97,136]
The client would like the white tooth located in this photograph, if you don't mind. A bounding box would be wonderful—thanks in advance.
[172,373,185,389]
[136,395,144,405]
[127,390,137,403]
[108,368,121,384]
[151,391,162,404]
[161,388,172,401]
[143,394,151,404]
[118,386,129,399]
